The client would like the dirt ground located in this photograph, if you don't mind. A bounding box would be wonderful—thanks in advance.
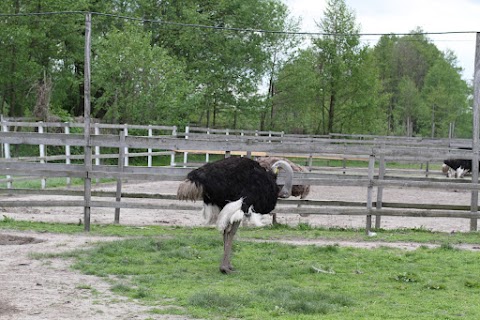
[1,180,479,319]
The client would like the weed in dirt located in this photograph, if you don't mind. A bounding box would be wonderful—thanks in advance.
[75,283,93,290]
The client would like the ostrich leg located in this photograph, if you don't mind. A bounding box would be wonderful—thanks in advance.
[272,213,278,225]
[220,220,241,274]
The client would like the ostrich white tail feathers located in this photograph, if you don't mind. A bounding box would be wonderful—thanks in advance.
[202,203,221,225]
[177,179,203,201]
[271,160,294,198]
[217,198,244,231]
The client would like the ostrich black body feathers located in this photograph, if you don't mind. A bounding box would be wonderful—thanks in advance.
[183,156,279,214]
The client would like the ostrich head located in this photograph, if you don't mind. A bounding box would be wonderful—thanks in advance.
[271,160,294,198]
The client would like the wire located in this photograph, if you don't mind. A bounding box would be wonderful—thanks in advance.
[0,11,478,37]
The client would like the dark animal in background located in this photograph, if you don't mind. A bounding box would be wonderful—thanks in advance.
[256,156,311,224]
[256,156,310,199]
[177,156,293,273]
[443,147,478,178]
[443,159,472,178]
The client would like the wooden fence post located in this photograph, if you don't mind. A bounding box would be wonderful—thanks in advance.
[470,32,480,231]
[170,126,177,166]
[0,115,3,159]
[183,126,189,167]
[366,153,375,233]
[205,127,210,163]
[1,117,12,189]
[375,154,386,229]
[115,130,126,224]
[38,122,46,189]
[124,124,129,167]
[94,124,100,184]
[83,12,93,232]
[64,122,71,187]
[148,125,153,167]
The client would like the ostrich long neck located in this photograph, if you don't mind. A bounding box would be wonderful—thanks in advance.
[271,160,293,198]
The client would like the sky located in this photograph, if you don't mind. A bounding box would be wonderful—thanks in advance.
[284,0,480,81]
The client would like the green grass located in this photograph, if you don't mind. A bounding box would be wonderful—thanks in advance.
[2,217,480,245]
[2,218,480,319]
[0,176,117,189]
[51,234,480,319]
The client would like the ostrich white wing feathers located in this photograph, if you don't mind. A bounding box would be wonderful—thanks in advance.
[217,198,244,231]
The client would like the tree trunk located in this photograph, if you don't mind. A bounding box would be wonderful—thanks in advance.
[8,59,17,117]
[406,116,413,137]
[206,107,210,127]
[267,60,276,130]
[328,90,336,133]
[213,100,217,127]
[233,109,237,129]
[259,109,266,131]
[431,104,435,138]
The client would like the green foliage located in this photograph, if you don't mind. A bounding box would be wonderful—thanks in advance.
[373,31,470,137]
[136,0,295,128]
[0,1,471,137]
[421,52,470,137]
[92,23,194,125]
[271,48,321,133]
[395,76,423,136]
[272,0,389,135]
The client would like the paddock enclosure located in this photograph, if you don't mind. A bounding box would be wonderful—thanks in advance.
[1,120,480,232]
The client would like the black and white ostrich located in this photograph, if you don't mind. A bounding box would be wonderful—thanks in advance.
[256,156,310,224]
[177,156,293,273]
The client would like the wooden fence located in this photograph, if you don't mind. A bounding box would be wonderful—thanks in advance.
[1,120,480,232]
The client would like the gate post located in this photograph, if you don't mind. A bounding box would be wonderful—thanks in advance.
[470,32,480,231]
[83,12,92,232]
[366,153,375,233]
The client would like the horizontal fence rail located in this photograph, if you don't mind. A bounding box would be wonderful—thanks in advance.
[1,120,479,232]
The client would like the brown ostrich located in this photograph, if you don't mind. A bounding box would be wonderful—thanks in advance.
[256,156,311,224]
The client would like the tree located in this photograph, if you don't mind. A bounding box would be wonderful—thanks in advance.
[421,51,470,137]
[395,76,423,136]
[373,30,469,137]
[271,48,321,133]
[137,0,294,128]
[338,48,387,134]
[312,0,385,134]
[92,24,193,125]
[373,34,398,133]
[260,13,301,131]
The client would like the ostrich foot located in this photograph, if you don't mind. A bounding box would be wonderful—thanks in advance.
[220,264,235,274]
